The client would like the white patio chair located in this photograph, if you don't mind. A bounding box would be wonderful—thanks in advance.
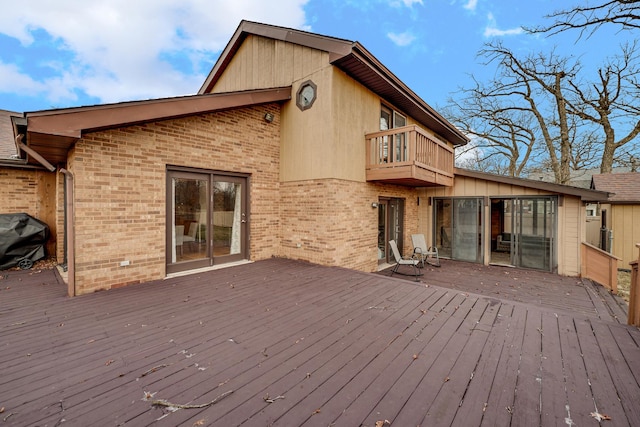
[175,225,185,255]
[183,222,197,243]
[411,234,440,267]
[389,240,422,281]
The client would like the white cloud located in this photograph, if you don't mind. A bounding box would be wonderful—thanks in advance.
[387,31,416,47]
[483,12,523,37]
[389,0,423,7]
[0,61,48,95]
[0,0,309,107]
[454,135,483,166]
[463,0,478,12]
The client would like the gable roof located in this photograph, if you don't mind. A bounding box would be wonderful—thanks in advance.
[591,172,640,203]
[531,166,633,189]
[16,87,290,168]
[455,168,610,202]
[199,20,468,147]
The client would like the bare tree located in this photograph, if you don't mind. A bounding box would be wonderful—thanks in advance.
[568,124,602,171]
[614,144,640,170]
[565,42,640,173]
[455,146,514,175]
[528,0,640,37]
[447,41,640,182]
[446,82,538,177]
[452,42,580,184]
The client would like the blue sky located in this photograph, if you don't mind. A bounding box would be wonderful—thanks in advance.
[0,0,634,113]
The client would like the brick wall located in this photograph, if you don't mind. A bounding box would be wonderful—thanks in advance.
[279,179,419,272]
[0,168,58,257]
[0,168,39,212]
[56,101,424,293]
[68,104,281,294]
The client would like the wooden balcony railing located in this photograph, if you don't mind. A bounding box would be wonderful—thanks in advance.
[581,242,619,294]
[365,125,454,187]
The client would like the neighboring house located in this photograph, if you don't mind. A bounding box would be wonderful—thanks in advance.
[530,166,633,189]
[530,167,634,248]
[0,21,608,295]
[0,110,20,160]
[591,172,640,270]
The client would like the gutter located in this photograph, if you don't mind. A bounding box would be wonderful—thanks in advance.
[59,168,75,297]
[11,134,74,295]
[0,159,46,170]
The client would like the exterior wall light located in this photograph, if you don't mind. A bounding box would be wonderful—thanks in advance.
[371,202,379,208]
[264,112,274,123]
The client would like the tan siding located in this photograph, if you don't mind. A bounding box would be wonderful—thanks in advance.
[612,204,640,269]
[429,176,553,198]
[211,36,329,94]
[560,197,581,276]
[418,175,582,276]
[331,69,379,182]
[279,66,333,181]
[211,35,453,184]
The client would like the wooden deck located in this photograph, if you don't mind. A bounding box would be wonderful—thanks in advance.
[1,258,639,426]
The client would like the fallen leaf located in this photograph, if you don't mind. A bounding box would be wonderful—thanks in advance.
[412,354,418,360]
[312,409,321,415]
[142,391,157,401]
[375,420,391,427]
[0,407,4,413]
[444,377,450,382]
[105,359,115,366]
[590,412,611,421]
[193,419,206,426]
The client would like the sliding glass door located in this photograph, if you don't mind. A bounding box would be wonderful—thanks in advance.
[167,169,247,274]
[434,198,483,263]
[212,177,246,260]
[377,198,404,264]
[490,197,556,272]
[511,197,556,271]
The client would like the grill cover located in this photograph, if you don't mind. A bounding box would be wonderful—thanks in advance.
[0,213,49,270]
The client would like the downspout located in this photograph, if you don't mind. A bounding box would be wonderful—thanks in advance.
[16,134,75,295]
[15,135,56,172]
[59,168,75,297]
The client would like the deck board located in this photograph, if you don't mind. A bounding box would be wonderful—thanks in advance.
[1,258,639,426]
[539,311,567,426]
[574,318,629,422]
[449,302,512,426]
[480,304,527,427]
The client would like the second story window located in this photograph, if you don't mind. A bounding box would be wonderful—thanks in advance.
[380,105,406,130]
[380,105,408,162]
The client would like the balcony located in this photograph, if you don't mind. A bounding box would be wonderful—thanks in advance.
[365,125,454,187]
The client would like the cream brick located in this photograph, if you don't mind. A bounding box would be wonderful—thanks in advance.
[69,104,281,294]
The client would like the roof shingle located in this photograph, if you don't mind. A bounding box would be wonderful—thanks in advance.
[0,109,20,159]
[592,172,640,202]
